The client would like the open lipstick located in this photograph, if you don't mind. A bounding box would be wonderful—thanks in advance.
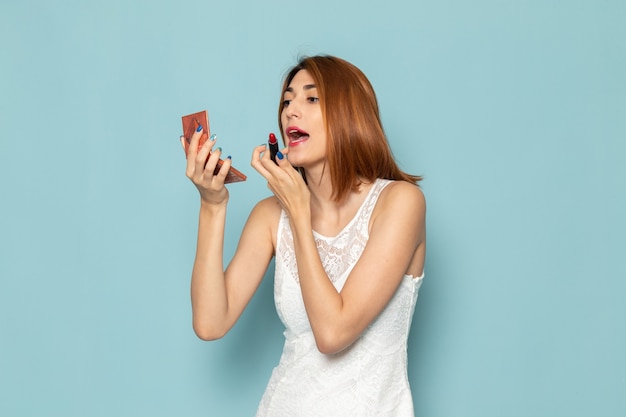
[269,133,279,163]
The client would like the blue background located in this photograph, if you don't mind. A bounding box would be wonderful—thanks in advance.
[1,1,625,416]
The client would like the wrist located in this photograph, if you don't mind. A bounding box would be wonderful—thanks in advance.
[289,211,312,237]
[199,198,228,214]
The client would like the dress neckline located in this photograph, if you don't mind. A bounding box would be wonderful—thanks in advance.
[312,179,388,241]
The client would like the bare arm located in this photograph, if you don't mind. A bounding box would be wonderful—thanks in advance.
[182,129,277,340]
[251,146,426,354]
[190,198,277,340]
[291,182,425,354]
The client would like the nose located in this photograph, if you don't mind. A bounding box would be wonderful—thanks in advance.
[285,100,301,119]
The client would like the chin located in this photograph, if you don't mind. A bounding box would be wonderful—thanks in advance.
[287,158,305,168]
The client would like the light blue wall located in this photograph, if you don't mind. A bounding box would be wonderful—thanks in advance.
[1,1,624,416]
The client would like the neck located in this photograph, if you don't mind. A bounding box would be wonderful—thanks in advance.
[304,169,374,236]
[303,165,335,209]
[304,166,372,215]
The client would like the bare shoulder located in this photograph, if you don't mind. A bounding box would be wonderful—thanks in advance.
[369,181,426,269]
[246,196,283,241]
[369,181,426,241]
[250,195,283,219]
[376,181,426,213]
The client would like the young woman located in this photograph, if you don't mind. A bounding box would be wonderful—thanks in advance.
[181,55,426,416]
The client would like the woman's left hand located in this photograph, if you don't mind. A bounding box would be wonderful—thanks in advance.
[251,145,310,218]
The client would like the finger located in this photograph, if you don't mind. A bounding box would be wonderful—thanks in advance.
[251,144,273,178]
[195,133,217,172]
[273,148,296,173]
[186,124,204,160]
[215,154,233,182]
[256,144,289,179]
[185,124,206,177]
[203,145,223,177]
[182,135,197,179]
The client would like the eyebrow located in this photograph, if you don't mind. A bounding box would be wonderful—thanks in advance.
[285,84,317,93]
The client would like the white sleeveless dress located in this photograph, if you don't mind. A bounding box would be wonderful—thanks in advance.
[256,179,424,417]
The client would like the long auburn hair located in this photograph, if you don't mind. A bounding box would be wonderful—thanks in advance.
[278,55,422,202]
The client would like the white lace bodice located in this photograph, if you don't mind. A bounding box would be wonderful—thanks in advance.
[256,179,423,417]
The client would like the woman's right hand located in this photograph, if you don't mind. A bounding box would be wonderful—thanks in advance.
[251,144,310,220]
[180,125,232,206]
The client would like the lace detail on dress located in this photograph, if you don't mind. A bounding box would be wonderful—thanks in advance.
[276,180,386,285]
[257,179,423,417]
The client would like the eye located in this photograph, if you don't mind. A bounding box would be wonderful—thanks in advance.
[283,99,291,106]
[307,97,319,103]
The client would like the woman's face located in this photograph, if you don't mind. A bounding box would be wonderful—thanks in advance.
[281,70,326,169]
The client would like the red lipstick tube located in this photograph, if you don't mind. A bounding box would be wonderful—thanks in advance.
[268,133,279,163]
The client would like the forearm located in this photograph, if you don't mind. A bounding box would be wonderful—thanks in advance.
[290,217,345,351]
[190,201,229,340]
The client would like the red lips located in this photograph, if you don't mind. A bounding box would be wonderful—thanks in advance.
[286,126,309,145]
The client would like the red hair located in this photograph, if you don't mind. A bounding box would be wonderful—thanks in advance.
[278,55,422,202]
